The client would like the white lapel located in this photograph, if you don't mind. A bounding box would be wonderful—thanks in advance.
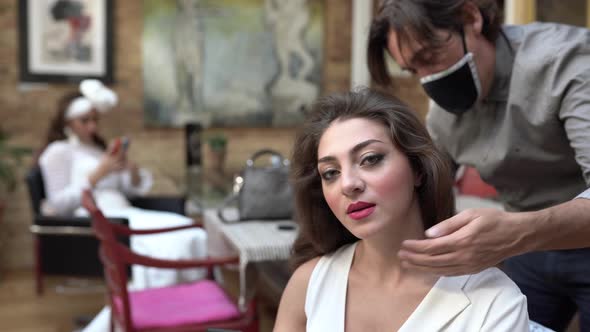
[399,275,472,331]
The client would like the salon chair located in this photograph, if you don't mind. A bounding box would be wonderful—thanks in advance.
[26,166,187,295]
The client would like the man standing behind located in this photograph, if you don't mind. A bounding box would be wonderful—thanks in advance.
[367,1,590,330]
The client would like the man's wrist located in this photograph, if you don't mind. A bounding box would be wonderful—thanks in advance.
[507,210,541,256]
[504,199,590,257]
[512,208,555,255]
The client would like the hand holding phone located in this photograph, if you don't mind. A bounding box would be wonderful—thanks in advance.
[110,136,130,156]
[110,137,122,155]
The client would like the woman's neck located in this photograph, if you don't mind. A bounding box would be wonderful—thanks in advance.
[351,206,434,287]
[71,134,94,146]
[79,138,94,146]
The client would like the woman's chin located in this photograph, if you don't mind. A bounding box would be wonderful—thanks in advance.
[345,222,385,240]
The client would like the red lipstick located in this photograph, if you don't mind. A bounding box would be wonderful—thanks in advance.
[346,201,376,220]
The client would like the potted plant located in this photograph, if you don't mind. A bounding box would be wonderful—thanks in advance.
[204,133,227,173]
[0,128,31,274]
[206,133,227,151]
[0,128,32,218]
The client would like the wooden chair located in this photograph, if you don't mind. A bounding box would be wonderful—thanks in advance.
[81,190,258,332]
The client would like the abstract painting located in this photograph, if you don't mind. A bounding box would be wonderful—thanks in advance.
[143,0,323,127]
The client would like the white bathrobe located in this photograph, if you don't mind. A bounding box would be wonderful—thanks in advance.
[39,140,207,289]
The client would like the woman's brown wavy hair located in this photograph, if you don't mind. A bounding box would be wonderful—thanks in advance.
[290,88,455,269]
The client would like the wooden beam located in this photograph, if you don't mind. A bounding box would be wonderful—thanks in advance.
[505,0,537,24]
[350,0,374,88]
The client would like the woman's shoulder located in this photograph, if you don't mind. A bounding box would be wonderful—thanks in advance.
[459,267,525,302]
[43,140,70,153]
[275,256,321,324]
[289,256,322,290]
[39,140,71,163]
[287,242,358,298]
[294,242,357,279]
[464,267,520,290]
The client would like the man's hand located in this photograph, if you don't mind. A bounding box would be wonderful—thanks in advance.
[399,208,525,276]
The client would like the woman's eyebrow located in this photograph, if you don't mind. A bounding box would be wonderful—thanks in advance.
[317,139,384,164]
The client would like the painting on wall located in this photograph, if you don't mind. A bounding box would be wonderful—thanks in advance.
[143,0,323,128]
[18,0,114,83]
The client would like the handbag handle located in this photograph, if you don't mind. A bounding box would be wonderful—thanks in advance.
[247,149,289,167]
[217,174,244,223]
[217,193,238,223]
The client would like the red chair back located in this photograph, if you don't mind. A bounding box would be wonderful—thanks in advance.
[82,190,134,330]
[81,190,259,332]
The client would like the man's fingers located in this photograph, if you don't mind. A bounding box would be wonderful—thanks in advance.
[400,237,454,255]
[400,212,477,255]
[397,209,509,276]
[398,250,458,267]
[424,211,472,238]
[400,260,468,276]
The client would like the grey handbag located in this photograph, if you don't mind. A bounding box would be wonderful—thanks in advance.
[218,149,293,222]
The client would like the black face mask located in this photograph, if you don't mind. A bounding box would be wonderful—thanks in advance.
[419,30,481,115]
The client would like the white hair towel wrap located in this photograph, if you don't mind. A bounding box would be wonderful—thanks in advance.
[65,79,118,120]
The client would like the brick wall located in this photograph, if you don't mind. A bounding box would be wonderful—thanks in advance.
[0,0,426,270]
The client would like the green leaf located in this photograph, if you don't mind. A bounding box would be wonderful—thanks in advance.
[0,128,32,192]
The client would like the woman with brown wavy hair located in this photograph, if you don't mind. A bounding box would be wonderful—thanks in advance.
[273,88,528,331]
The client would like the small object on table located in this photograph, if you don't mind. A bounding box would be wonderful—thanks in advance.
[277,223,296,231]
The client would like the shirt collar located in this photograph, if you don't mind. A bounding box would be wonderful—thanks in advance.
[483,27,515,103]
[399,275,472,331]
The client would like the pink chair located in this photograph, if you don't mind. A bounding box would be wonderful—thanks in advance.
[81,190,258,332]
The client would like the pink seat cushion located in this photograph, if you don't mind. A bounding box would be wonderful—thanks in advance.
[114,280,241,329]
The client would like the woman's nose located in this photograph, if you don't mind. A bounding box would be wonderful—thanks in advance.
[340,169,365,197]
[88,124,96,131]
[87,120,98,132]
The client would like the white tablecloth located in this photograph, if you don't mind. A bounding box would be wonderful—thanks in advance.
[204,208,297,310]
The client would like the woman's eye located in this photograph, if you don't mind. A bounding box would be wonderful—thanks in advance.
[320,169,339,181]
[361,154,384,167]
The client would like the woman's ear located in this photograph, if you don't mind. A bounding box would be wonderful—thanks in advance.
[462,1,484,35]
[414,172,423,188]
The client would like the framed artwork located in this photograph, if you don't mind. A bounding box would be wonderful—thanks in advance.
[143,0,323,128]
[18,0,114,83]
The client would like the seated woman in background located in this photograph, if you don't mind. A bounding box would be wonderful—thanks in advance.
[37,79,206,289]
[274,88,529,331]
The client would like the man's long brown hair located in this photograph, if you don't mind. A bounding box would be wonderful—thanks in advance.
[367,0,502,86]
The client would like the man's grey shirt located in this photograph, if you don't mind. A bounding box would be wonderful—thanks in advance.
[427,23,590,212]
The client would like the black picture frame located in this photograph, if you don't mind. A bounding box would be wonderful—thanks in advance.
[18,0,114,84]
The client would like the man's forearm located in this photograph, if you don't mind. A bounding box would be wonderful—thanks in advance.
[516,198,590,253]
